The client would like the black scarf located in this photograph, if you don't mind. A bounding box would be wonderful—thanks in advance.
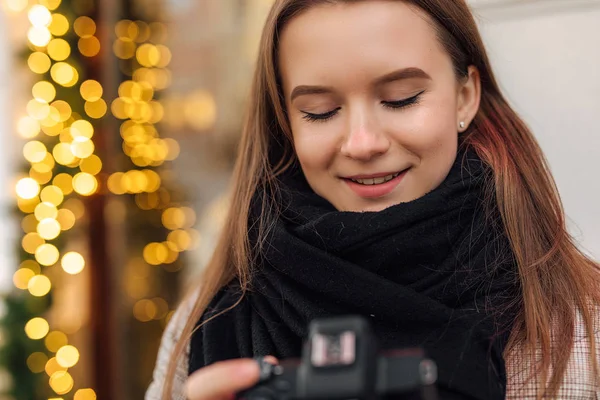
[189,145,520,400]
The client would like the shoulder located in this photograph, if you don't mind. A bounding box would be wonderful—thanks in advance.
[506,305,600,399]
[145,288,199,400]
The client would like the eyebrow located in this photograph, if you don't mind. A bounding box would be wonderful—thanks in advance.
[289,67,431,102]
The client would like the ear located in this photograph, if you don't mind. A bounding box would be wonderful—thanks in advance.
[456,65,481,132]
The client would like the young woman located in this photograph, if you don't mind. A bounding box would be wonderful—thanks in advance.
[145,1,600,399]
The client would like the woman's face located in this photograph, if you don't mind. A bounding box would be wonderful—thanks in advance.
[278,0,481,212]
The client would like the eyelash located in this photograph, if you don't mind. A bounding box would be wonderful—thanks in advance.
[301,90,425,123]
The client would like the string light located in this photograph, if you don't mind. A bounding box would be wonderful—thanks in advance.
[13,2,98,397]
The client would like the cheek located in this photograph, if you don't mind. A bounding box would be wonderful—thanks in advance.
[387,95,458,154]
[291,121,341,173]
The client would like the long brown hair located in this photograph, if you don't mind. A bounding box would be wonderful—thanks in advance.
[163,1,600,398]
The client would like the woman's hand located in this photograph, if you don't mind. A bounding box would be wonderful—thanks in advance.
[185,356,277,400]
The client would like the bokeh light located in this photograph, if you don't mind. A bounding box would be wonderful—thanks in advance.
[72,173,97,196]
[47,39,71,61]
[28,274,52,297]
[28,52,51,74]
[49,13,69,36]
[25,317,50,340]
[35,243,60,266]
[61,252,85,275]
[27,352,49,373]
[49,370,74,395]
[56,345,79,368]
[74,389,97,400]
[45,331,68,353]
[16,177,40,199]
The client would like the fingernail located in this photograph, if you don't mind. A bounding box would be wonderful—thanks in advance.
[253,357,276,382]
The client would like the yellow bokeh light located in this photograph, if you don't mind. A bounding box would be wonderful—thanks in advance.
[37,218,61,240]
[50,62,75,86]
[35,201,58,220]
[35,243,60,266]
[113,38,136,59]
[72,172,97,196]
[142,242,169,265]
[56,208,76,231]
[70,119,94,138]
[13,268,35,290]
[115,19,132,38]
[74,388,97,400]
[41,186,64,206]
[80,80,103,102]
[39,0,62,11]
[17,116,41,139]
[27,99,50,120]
[28,274,52,296]
[135,21,151,43]
[25,317,50,340]
[53,143,77,165]
[28,5,52,27]
[27,26,52,47]
[80,155,102,175]
[110,97,128,119]
[27,352,48,373]
[156,45,172,68]
[107,172,125,195]
[84,99,107,119]
[31,153,55,174]
[184,90,216,131]
[39,107,61,128]
[45,357,67,376]
[133,299,156,322]
[53,173,73,195]
[28,52,51,74]
[45,331,68,353]
[47,38,71,61]
[142,169,161,192]
[22,214,39,233]
[78,36,100,57]
[63,198,85,219]
[20,259,41,273]
[29,168,53,185]
[161,207,186,230]
[32,81,56,103]
[74,16,95,37]
[136,43,160,67]
[49,370,74,395]
[56,345,79,368]
[22,232,45,254]
[23,141,47,163]
[5,0,28,12]
[16,177,40,199]
[51,100,72,122]
[152,297,169,319]
[70,136,95,158]
[49,13,69,36]
[61,252,85,275]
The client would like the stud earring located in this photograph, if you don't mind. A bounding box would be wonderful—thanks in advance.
[459,121,465,130]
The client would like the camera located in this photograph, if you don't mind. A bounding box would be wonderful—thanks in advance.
[236,315,438,400]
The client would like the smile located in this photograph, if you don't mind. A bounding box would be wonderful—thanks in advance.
[350,172,401,185]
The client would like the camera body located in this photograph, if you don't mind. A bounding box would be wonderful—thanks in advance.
[237,316,438,400]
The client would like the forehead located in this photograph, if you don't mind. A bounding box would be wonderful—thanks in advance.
[278,1,451,91]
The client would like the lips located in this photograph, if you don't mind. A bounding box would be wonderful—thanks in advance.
[343,168,410,199]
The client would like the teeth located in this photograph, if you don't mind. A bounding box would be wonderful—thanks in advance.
[351,172,401,185]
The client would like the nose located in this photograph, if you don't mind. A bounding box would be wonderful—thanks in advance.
[340,113,390,161]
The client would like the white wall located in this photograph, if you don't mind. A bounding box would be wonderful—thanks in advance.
[0,10,16,295]
[470,0,600,260]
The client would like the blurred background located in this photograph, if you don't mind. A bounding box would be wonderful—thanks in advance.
[0,0,597,399]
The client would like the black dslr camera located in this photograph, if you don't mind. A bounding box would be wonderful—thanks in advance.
[237,316,438,400]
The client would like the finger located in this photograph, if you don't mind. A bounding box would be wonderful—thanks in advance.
[263,355,278,365]
[185,359,259,400]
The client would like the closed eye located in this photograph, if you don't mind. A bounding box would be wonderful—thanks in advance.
[382,90,425,109]
[301,107,341,123]
[300,90,425,123]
